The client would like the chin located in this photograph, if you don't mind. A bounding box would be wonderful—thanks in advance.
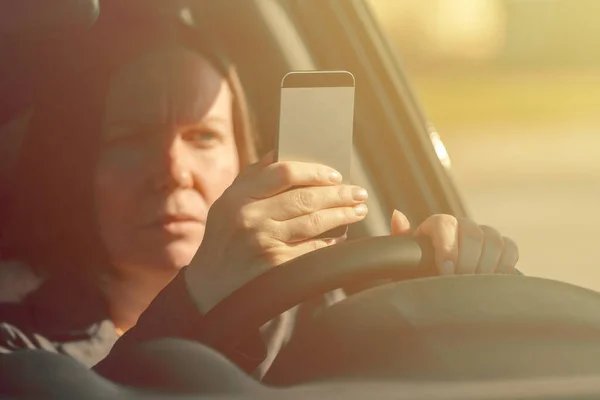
[157,241,200,269]
[112,235,203,275]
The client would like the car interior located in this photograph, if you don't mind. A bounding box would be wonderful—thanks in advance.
[2,1,600,399]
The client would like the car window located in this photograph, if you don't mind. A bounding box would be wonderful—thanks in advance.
[367,0,600,291]
[0,0,471,256]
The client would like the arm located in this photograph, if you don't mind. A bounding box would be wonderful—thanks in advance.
[95,156,362,380]
[94,267,346,383]
[94,268,268,377]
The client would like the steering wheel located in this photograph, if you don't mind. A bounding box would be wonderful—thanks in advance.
[198,235,600,385]
[8,236,600,398]
[198,236,437,353]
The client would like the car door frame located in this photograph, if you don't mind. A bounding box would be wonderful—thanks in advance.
[280,0,469,222]
[194,0,468,239]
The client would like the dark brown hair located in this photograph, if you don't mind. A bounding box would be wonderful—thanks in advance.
[5,3,258,278]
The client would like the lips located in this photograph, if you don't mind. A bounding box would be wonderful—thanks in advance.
[160,215,202,225]
[142,213,205,230]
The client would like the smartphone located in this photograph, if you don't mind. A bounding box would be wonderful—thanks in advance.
[277,70,356,239]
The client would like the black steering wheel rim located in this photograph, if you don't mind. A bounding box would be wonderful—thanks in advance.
[198,235,437,353]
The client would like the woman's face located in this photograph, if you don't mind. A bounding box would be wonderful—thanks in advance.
[95,47,240,273]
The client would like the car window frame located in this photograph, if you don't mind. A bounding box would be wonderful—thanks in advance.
[193,0,469,234]
[280,0,469,223]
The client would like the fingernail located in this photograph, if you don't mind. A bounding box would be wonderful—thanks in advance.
[354,204,368,217]
[441,260,455,275]
[352,187,369,201]
[329,170,343,183]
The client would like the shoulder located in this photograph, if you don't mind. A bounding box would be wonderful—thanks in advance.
[0,259,44,303]
[0,260,45,351]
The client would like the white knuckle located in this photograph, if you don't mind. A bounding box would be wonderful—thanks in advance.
[480,224,498,235]
[480,225,503,247]
[422,214,458,237]
[420,215,458,246]
[437,214,459,228]
[252,232,275,251]
[344,206,358,220]
[502,236,520,263]
[438,244,456,259]
[458,217,484,240]
[236,204,259,230]
[340,186,352,202]
[308,212,324,232]
[473,226,485,241]
[292,190,315,212]
[268,222,290,243]
[317,167,334,183]
[275,163,295,184]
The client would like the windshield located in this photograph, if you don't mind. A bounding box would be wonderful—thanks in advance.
[367,0,600,292]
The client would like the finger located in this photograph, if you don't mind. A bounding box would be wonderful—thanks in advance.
[245,162,343,199]
[268,185,368,221]
[496,236,519,274]
[260,236,339,267]
[324,233,348,247]
[333,233,348,245]
[456,218,485,274]
[215,151,280,213]
[476,225,504,274]
[390,209,411,236]
[276,204,368,243]
[289,237,338,252]
[415,214,458,275]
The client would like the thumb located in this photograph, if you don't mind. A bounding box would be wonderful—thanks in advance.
[390,209,412,236]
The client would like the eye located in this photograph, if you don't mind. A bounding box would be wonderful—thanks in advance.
[183,129,223,148]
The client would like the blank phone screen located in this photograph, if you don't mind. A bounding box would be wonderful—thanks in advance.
[278,86,355,184]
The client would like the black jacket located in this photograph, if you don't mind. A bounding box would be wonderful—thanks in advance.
[0,263,344,379]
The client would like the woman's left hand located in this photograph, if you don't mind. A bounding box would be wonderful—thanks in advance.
[390,210,519,275]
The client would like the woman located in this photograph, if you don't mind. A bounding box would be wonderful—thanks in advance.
[0,1,518,383]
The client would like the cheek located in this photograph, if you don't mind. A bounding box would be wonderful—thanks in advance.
[200,146,240,206]
[94,160,143,239]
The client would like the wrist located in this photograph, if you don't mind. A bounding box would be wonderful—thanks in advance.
[184,253,222,314]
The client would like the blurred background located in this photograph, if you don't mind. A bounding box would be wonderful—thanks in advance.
[368,0,600,291]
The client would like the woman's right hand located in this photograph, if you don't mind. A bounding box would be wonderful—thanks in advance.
[185,152,369,313]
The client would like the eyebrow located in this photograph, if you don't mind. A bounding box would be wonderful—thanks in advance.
[105,116,230,132]
[191,116,230,127]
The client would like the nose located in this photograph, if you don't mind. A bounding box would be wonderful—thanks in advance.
[152,135,194,192]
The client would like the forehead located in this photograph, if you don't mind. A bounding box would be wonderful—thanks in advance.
[103,46,231,127]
